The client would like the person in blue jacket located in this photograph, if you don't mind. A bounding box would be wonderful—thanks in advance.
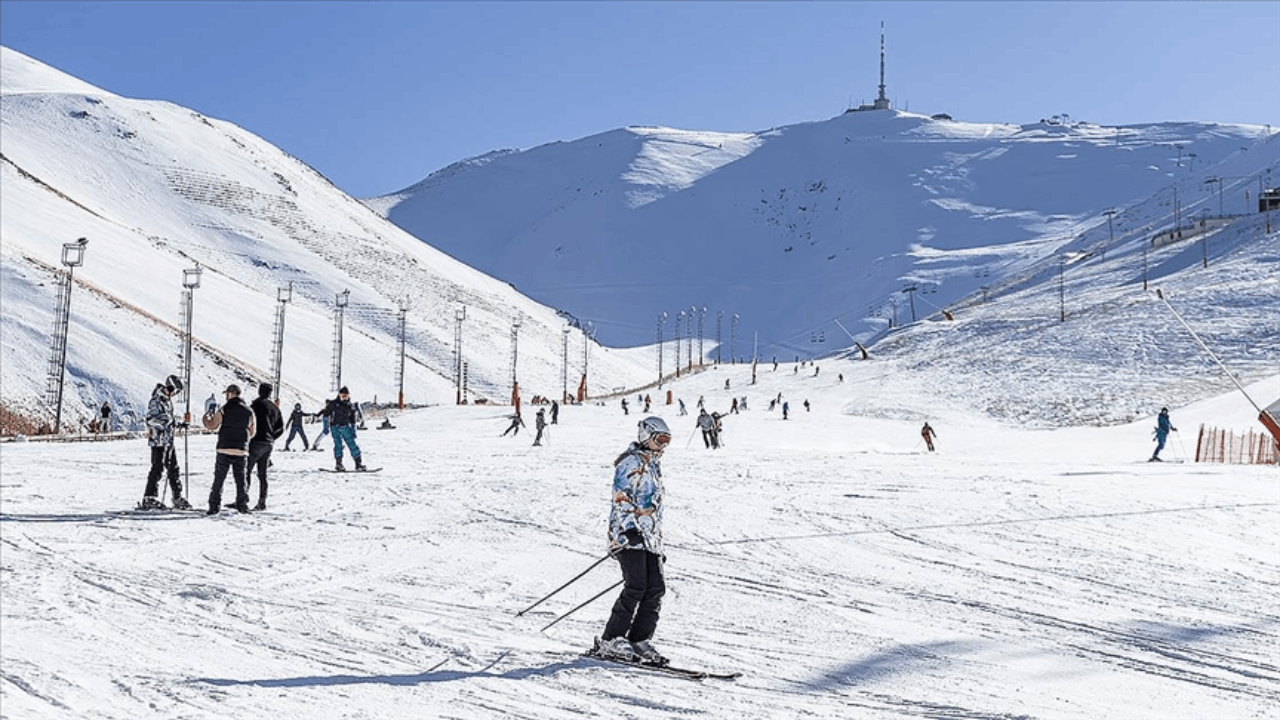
[1151,407,1177,461]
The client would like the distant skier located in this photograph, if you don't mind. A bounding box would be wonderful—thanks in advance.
[730,398,739,414]
[284,403,310,451]
[921,422,937,452]
[533,408,547,446]
[1150,407,1177,462]
[502,410,525,437]
[782,401,790,420]
[591,416,672,667]
[551,400,560,425]
[621,398,629,416]
[644,394,651,413]
[697,409,717,449]
[677,398,687,416]
[140,375,192,510]
[803,399,810,412]
[100,400,112,434]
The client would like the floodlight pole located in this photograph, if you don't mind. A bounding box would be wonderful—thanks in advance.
[48,238,88,434]
[686,307,694,372]
[697,307,706,368]
[180,264,203,424]
[397,299,409,409]
[657,312,667,387]
[561,328,570,404]
[1103,209,1117,260]
[731,314,739,364]
[454,306,466,404]
[716,310,723,365]
[270,283,292,404]
[510,315,522,406]
[330,289,349,393]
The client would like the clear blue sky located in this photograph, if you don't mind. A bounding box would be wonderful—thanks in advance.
[3,1,1276,197]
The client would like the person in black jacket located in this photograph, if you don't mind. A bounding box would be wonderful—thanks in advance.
[284,403,309,451]
[323,386,366,471]
[203,384,256,514]
[247,383,284,510]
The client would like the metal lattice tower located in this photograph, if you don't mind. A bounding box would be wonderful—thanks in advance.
[269,284,291,402]
[330,290,349,393]
[395,300,408,409]
[454,307,466,404]
[44,240,88,432]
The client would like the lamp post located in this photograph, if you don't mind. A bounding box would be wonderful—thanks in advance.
[1204,176,1223,217]
[1103,209,1117,260]
[731,314,739,364]
[657,312,667,386]
[48,238,88,433]
[269,283,291,404]
[330,289,349,393]
[686,306,694,372]
[561,328,570,405]
[697,307,706,368]
[454,306,466,404]
[675,311,683,377]
[510,315,522,407]
[716,310,723,365]
[180,264,203,423]
[396,299,409,409]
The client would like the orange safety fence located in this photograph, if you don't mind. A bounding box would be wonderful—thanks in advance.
[1195,424,1279,465]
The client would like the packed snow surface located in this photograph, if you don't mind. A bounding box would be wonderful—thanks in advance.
[2,362,1277,719]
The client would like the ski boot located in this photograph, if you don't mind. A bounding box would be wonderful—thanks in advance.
[591,636,638,662]
[139,496,166,511]
[172,496,193,511]
[335,458,346,472]
[631,639,668,667]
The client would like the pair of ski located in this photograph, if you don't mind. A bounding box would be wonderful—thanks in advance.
[581,649,740,681]
[317,467,382,473]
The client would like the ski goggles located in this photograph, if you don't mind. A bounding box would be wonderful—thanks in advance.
[651,432,672,448]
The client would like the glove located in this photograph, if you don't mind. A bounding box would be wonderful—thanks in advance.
[176,422,189,430]
[623,528,644,547]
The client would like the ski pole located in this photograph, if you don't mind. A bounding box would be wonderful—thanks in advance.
[541,579,623,633]
[684,428,698,449]
[516,549,619,617]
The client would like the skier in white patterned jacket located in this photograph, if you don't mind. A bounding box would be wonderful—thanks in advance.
[593,416,672,667]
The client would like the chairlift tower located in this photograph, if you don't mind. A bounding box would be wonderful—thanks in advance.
[45,238,88,433]
[269,283,292,403]
[330,290,350,393]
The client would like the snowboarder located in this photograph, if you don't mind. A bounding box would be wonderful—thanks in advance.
[324,387,366,471]
[591,416,672,667]
[284,403,309,451]
[1150,407,1177,461]
[247,383,283,510]
[533,408,547,446]
[502,410,525,437]
[140,375,192,510]
[551,400,560,425]
[202,384,256,514]
[921,422,937,452]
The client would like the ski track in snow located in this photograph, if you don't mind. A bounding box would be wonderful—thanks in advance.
[2,363,1278,719]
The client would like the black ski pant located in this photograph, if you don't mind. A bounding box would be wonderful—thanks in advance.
[246,440,273,505]
[144,444,182,499]
[285,424,308,450]
[603,549,665,643]
[208,452,249,511]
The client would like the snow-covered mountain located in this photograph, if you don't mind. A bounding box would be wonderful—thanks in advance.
[1,45,1277,434]
[1,46,653,431]
[369,105,1278,364]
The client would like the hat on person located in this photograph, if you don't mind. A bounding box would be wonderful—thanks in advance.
[258,382,273,398]
[164,374,184,394]
[339,386,350,395]
[225,384,241,395]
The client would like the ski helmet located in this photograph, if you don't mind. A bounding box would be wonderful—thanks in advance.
[637,416,672,446]
[164,374,184,394]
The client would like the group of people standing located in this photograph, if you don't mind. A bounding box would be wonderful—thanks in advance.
[140,379,367,514]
